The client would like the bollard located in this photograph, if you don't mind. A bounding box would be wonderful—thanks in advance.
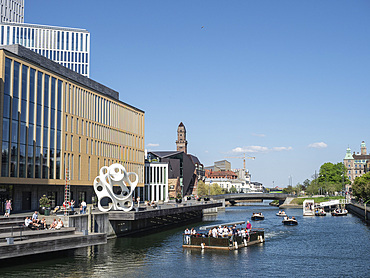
[82,230,88,236]
[6,237,14,245]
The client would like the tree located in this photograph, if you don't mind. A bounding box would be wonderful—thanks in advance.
[352,172,370,202]
[229,186,238,193]
[303,179,310,191]
[197,180,209,196]
[317,162,350,194]
[283,185,294,194]
[210,183,223,195]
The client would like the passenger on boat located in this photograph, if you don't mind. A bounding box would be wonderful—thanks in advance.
[190,228,196,236]
[212,227,218,238]
[246,221,252,231]
[184,228,191,244]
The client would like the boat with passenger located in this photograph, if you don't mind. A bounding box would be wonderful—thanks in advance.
[331,208,348,216]
[182,221,265,250]
[315,209,326,216]
[276,210,287,217]
[282,216,298,225]
[251,212,265,221]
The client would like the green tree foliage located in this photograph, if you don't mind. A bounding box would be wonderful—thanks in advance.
[197,180,209,196]
[197,181,226,196]
[352,172,370,202]
[229,186,238,193]
[303,179,310,191]
[308,162,350,195]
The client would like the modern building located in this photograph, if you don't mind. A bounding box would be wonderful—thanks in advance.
[343,141,370,192]
[205,160,231,172]
[144,161,168,202]
[0,45,144,212]
[0,1,90,77]
[0,0,24,23]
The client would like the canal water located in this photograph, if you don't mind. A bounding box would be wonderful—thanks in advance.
[2,202,370,277]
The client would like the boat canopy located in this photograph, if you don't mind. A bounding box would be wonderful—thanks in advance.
[199,221,245,231]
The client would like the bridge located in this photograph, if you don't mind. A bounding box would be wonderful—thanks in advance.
[211,193,293,205]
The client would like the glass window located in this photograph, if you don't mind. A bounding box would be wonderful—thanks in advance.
[13,61,20,98]
[44,107,49,128]
[1,142,9,177]
[44,74,49,107]
[29,68,35,103]
[28,124,34,146]
[37,72,42,105]
[10,142,18,177]
[4,58,11,95]
[12,97,19,120]
[2,118,10,142]
[21,100,27,122]
[57,80,62,112]
[50,77,56,110]
[3,94,11,118]
[50,109,55,130]
[21,65,28,100]
[19,144,26,178]
[43,127,48,148]
[36,125,41,147]
[27,146,34,178]
[20,122,26,145]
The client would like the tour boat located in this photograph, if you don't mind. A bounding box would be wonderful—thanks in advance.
[276,211,287,217]
[182,221,265,250]
[251,213,265,221]
[282,218,298,225]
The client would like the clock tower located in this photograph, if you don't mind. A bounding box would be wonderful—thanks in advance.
[176,122,188,154]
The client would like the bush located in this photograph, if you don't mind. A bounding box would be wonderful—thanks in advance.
[39,195,51,208]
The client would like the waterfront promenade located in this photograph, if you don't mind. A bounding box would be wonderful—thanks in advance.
[0,200,223,261]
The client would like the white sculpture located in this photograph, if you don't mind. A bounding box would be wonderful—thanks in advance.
[93,164,138,212]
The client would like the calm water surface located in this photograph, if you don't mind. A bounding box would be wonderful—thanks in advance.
[2,202,370,277]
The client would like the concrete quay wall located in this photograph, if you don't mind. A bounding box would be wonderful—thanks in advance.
[87,202,223,238]
[346,203,370,223]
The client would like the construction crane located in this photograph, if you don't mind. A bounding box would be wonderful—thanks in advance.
[224,153,255,171]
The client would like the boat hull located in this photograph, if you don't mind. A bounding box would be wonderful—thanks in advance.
[331,212,347,216]
[183,230,265,250]
[251,216,264,221]
[282,220,298,225]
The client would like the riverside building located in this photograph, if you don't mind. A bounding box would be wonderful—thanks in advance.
[0,45,145,212]
[0,1,91,77]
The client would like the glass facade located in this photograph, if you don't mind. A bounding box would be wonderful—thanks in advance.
[1,57,62,179]
[1,52,145,187]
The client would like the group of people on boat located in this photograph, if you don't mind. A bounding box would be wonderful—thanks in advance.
[332,208,348,214]
[184,224,252,243]
[276,210,286,216]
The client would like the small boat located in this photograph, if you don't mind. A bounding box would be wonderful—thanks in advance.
[331,210,347,216]
[282,217,298,225]
[251,213,264,221]
[315,211,326,216]
[276,211,287,217]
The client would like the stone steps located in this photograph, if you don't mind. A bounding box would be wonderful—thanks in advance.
[0,214,107,260]
[0,227,77,242]
[0,232,107,260]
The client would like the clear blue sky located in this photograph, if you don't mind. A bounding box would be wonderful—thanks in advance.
[26,0,370,187]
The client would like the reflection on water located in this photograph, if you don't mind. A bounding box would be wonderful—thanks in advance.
[1,202,369,277]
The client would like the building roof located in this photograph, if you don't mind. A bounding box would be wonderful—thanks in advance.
[352,154,370,160]
[149,151,183,158]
